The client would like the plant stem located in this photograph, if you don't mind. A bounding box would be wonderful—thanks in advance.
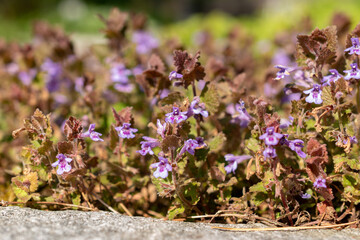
[170,149,202,215]
[296,108,305,137]
[337,107,344,134]
[357,82,360,114]
[192,81,197,97]
[271,159,293,226]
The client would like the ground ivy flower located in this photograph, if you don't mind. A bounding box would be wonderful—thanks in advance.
[274,65,291,80]
[259,127,283,146]
[195,137,207,149]
[137,137,160,156]
[228,100,252,128]
[279,116,294,129]
[321,69,342,86]
[303,84,323,104]
[150,156,172,179]
[110,64,134,93]
[179,139,200,156]
[345,38,360,55]
[52,154,72,175]
[81,124,103,142]
[344,63,360,80]
[300,192,311,199]
[224,154,252,174]
[169,71,183,81]
[156,119,167,138]
[18,69,37,86]
[288,139,306,158]
[343,136,358,145]
[41,58,62,92]
[132,30,159,54]
[313,177,327,188]
[187,97,208,118]
[110,63,132,83]
[263,147,277,160]
[165,107,187,124]
[115,123,138,139]
[6,62,19,75]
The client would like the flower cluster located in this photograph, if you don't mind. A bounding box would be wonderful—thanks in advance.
[52,154,72,175]
[110,63,134,93]
[115,123,138,139]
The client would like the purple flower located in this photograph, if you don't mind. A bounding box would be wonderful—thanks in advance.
[288,139,306,158]
[303,84,323,104]
[115,123,138,139]
[114,83,134,93]
[137,136,160,156]
[156,119,167,138]
[41,58,62,92]
[150,88,170,106]
[313,177,327,188]
[345,38,360,55]
[263,147,277,160]
[6,62,19,75]
[274,65,290,80]
[150,156,172,178]
[321,69,342,86]
[343,136,358,145]
[165,107,187,124]
[110,63,132,83]
[224,154,252,174]
[272,50,292,66]
[195,137,207,149]
[300,192,311,199]
[169,71,183,81]
[179,139,200,156]
[264,82,280,98]
[81,124,103,142]
[279,116,294,129]
[18,69,37,86]
[293,70,314,88]
[229,101,252,128]
[132,30,159,54]
[259,127,283,146]
[344,63,360,80]
[279,134,290,146]
[197,80,206,91]
[187,97,208,118]
[110,64,134,93]
[52,154,72,175]
[132,65,143,76]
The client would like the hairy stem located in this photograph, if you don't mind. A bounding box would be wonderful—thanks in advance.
[192,81,197,97]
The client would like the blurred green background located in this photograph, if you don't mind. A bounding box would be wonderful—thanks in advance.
[1,0,360,44]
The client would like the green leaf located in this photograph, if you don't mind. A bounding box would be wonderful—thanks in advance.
[71,193,81,210]
[168,206,185,220]
[322,86,335,106]
[200,83,220,114]
[249,182,267,193]
[159,92,184,106]
[30,164,48,181]
[184,182,201,205]
[252,192,268,206]
[342,174,356,187]
[245,138,260,153]
[208,132,226,152]
[11,185,31,202]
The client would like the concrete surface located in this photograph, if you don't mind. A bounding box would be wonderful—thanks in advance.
[0,207,359,240]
